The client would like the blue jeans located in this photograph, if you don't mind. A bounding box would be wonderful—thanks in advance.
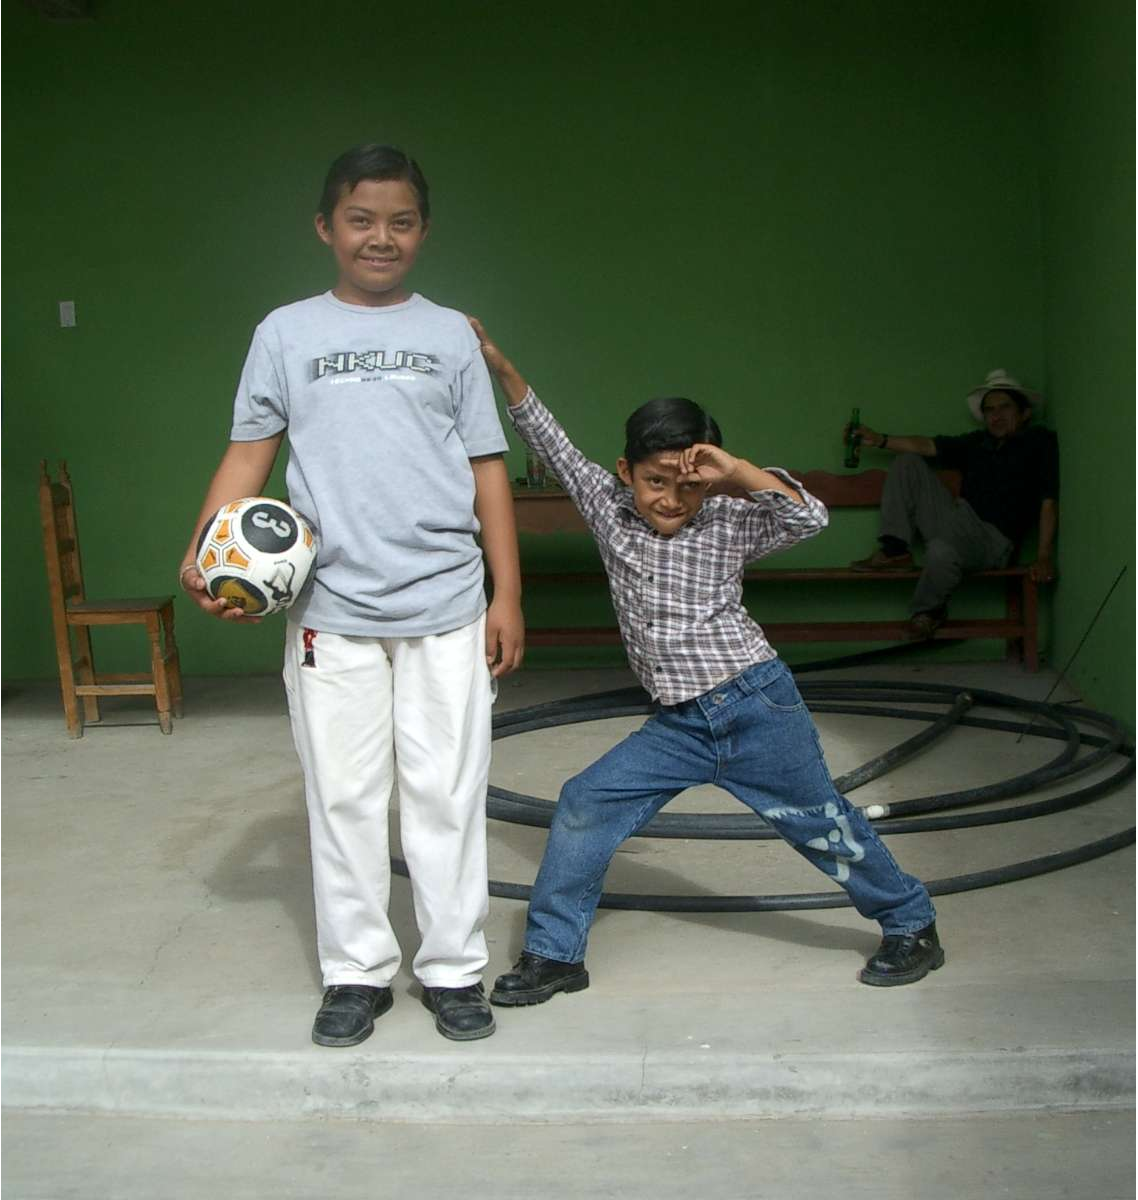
[525,657,935,963]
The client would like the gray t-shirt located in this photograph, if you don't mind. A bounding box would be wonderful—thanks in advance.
[230,291,508,637]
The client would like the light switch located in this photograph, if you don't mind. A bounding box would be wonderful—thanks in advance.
[59,301,76,327]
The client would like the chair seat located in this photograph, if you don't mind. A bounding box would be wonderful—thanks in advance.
[67,596,174,615]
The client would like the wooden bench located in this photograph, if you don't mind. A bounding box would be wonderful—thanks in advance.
[511,469,1042,670]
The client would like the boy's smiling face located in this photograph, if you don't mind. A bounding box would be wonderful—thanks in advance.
[617,452,709,536]
[315,178,428,306]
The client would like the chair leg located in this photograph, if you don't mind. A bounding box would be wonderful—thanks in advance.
[52,626,83,738]
[147,613,174,735]
[163,605,184,718]
[1005,576,1024,665]
[73,624,101,724]
[1022,575,1040,672]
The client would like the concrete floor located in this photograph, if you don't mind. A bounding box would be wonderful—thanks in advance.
[2,659,1134,1197]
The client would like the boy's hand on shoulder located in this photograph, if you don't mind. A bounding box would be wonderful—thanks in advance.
[676,443,740,484]
[468,316,509,374]
[468,316,529,406]
[485,596,524,678]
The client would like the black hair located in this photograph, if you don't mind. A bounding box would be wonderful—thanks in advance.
[981,388,1031,415]
[623,397,722,466]
[318,143,430,223]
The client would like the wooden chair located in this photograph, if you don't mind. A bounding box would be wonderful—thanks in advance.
[39,460,184,736]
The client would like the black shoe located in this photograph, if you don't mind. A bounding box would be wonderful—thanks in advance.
[490,951,590,1007]
[420,983,496,1041]
[858,922,945,987]
[850,549,915,572]
[311,984,393,1047]
[907,606,947,641]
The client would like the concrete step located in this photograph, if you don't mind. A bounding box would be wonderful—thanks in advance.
[4,979,1132,1123]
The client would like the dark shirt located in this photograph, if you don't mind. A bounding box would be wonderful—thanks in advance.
[933,426,1059,544]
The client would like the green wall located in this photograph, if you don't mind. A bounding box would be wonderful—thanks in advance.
[1034,0,1135,728]
[2,1,1128,723]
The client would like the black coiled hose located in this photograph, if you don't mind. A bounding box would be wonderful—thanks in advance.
[393,672,1134,913]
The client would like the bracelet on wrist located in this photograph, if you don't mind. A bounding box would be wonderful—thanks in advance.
[178,563,197,589]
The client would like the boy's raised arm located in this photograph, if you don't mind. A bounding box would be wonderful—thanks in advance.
[469,317,529,406]
[468,317,633,538]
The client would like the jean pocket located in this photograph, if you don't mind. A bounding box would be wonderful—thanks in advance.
[754,667,806,712]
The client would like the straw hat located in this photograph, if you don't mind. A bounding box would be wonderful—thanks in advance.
[966,369,1043,422]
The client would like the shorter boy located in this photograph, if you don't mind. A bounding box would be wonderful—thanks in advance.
[469,319,944,1004]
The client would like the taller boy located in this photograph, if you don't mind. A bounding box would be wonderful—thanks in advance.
[180,146,523,1046]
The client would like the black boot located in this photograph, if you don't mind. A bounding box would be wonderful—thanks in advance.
[490,950,589,1006]
[311,985,393,1046]
[858,922,945,987]
[420,983,496,1041]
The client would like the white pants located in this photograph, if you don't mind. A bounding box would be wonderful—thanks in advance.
[283,614,493,989]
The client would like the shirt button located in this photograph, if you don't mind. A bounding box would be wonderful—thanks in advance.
[647,621,654,628]
[647,574,655,581]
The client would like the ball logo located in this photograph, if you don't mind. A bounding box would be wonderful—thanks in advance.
[242,503,297,553]
[214,576,268,614]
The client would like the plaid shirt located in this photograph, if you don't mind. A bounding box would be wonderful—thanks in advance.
[509,390,829,704]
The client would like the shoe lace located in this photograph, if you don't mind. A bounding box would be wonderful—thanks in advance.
[516,951,545,976]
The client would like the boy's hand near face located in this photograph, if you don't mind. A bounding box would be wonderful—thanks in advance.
[677,444,804,504]
[469,317,529,406]
[675,444,741,485]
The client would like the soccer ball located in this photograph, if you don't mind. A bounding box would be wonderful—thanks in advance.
[195,497,317,616]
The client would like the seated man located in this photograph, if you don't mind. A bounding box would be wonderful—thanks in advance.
[848,369,1059,639]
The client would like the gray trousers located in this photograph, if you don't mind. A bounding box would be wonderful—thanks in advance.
[880,454,1013,614]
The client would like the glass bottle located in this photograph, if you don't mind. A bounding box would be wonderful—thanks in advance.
[526,449,547,488]
[844,407,861,469]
